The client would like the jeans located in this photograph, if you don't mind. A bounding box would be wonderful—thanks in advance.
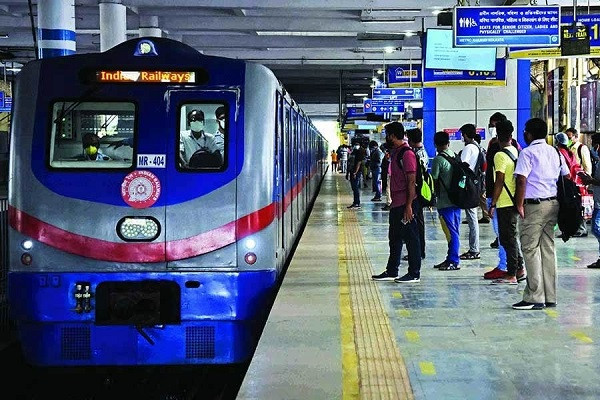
[350,172,362,206]
[371,167,382,198]
[386,202,422,278]
[487,198,507,271]
[592,208,600,254]
[438,206,461,264]
[465,207,480,253]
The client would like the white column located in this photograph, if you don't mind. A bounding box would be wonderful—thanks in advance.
[37,0,76,58]
[99,0,127,52]
[139,16,162,38]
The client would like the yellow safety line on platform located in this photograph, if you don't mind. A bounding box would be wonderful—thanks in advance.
[337,179,414,400]
[338,181,360,400]
[570,331,594,343]
[419,361,437,375]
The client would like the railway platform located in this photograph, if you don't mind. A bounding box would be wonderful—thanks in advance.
[238,171,600,400]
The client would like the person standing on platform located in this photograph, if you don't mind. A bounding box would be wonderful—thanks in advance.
[405,128,429,260]
[431,131,461,271]
[369,140,383,201]
[347,144,365,209]
[372,122,422,283]
[487,119,525,285]
[458,123,482,260]
[330,150,338,173]
[580,133,600,268]
[512,118,569,310]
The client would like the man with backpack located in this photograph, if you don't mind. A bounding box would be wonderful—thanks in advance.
[512,118,569,310]
[487,119,526,285]
[431,131,461,270]
[372,122,422,283]
[458,124,483,260]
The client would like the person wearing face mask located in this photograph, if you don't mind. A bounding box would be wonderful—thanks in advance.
[81,133,110,161]
[214,106,226,154]
[179,109,219,167]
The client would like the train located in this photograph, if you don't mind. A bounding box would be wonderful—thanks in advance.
[7,37,328,366]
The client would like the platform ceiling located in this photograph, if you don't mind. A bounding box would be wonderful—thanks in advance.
[0,0,586,107]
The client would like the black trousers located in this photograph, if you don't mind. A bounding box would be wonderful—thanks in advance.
[497,206,523,276]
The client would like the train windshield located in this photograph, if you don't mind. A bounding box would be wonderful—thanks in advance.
[49,101,135,169]
[178,103,226,170]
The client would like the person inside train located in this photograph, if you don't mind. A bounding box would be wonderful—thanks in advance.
[80,133,111,161]
[214,106,226,155]
[179,108,222,168]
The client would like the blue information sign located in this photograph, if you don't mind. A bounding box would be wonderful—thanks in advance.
[423,58,506,87]
[454,6,561,47]
[4,97,11,108]
[372,88,422,100]
[387,65,422,87]
[346,106,367,119]
[364,98,405,114]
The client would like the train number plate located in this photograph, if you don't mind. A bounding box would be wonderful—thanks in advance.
[137,154,166,168]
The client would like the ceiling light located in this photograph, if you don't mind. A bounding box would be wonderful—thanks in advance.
[353,93,369,96]
[362,20,415,24]
[402,46,421,50]
[384,47,396,53]
[0,34,8,39]
[377,69,384,74]
[404,31,415,37]
[256,31,356,37]
[370,84,376,88]
[372,77,379,82]
[363,97,369,101]
[432,10,442,15]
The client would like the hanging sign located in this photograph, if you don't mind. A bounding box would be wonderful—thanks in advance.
[372,88,422,100]
[387,65,422,87]
[423,58,506,87]
[454,6,561,47]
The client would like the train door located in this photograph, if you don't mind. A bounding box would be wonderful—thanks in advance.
[275,92,284,258]
[164,90,238,267]
[285,104,293,237]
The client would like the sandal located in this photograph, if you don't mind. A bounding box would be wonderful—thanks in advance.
[439,261,460,271]
[459,251,480,260]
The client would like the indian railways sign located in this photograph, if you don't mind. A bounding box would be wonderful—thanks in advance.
[454,6,561,47]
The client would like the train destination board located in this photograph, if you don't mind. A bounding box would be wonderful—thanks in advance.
[454,6,561,47]
[97,70,197,83]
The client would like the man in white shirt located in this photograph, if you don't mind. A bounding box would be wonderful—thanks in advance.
[458,123,482,260]
[180,109,219,168]
[512,118,569,310]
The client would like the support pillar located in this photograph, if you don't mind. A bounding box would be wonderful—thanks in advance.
[37,0,76,58]
[99,0,127,52]
[139,16,162,38]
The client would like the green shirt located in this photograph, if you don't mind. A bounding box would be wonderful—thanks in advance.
[431,148,456,209]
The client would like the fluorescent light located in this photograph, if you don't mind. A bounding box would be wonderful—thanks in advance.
[377,69,384,74]
[384,47,396,53]
[402,46,421,50]
[404,31,415,37]
[256,31,356,37]
[431,10,442,15]
[0,34,8,39]
[362,20,415,24]
[353,93,369,96]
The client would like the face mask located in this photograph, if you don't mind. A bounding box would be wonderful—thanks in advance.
[354,145,360,150]
[217,118,225,130]
[190,121,204,131]
[488,127,496,138]
[85,146,98,156]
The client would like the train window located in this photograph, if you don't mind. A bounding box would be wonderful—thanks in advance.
[49,101,135,169]
[178,103,226,170]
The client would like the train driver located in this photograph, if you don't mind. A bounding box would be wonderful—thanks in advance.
[81,133,111,161]
[179,109,221,168]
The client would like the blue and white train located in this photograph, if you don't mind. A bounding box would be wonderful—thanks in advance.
[7,37,327,366]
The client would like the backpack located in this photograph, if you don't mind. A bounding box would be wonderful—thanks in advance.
[439,152,481,209]
[370,147,383,168]
[555,148,583,242]
[499,148,518,203]
[397,147,436,207]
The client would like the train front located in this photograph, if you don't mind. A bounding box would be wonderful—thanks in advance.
[7,38,278,366]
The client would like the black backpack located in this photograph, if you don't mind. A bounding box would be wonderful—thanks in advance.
[438,152,481,209]
[396,147,436,207]
[555,149,583,242]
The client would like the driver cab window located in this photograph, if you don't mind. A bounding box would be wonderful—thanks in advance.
[178,103,226,170]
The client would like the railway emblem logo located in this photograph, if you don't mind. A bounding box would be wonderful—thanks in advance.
[121,170,161,208]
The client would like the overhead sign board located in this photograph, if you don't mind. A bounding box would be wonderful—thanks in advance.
[561,24,590,56]
[387,65,422,87]
[372,88,422,100]
[454,6,561,47]
[423,58,506,87]
[346,106,367,119]
[364,99,405,114]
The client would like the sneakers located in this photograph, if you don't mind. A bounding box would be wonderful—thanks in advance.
[490,238,499,249]
[491,276,518,285]
[459,251,480,260]
[394,273,420,283]
[478,217,490,223]
[516,268,527,282]
[433,260,447,269]
[483,267,507,280]
[512,300,545,310]
[371,271,398,281]
[545,302,557,308]
[347,204,361,209]
[371,197,382,202]
[438,261,460,270]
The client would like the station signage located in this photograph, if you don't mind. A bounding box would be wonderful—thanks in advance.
[454,6,561,47]
[96,70,197,83]
[387,65,422,87]
[363,99,405,114]
[346,106,367,119]
[423,58,506,87]
[372,88,422,100]
[510,14,600,58]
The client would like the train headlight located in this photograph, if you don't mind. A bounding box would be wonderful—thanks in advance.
[21,240,33,250]
[244,238,256,250]
[244,252,257,265]
[117,217,160,241]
